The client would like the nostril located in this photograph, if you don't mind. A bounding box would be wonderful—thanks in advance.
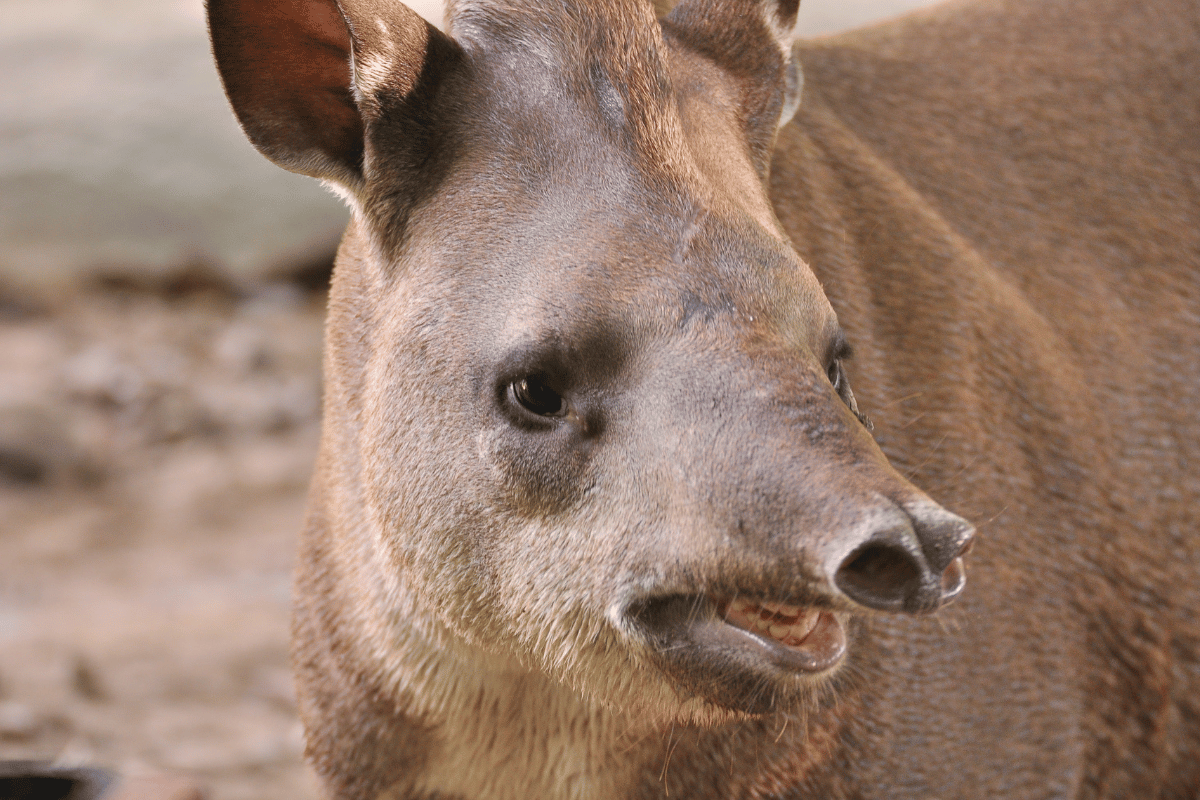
[834,542,924,613]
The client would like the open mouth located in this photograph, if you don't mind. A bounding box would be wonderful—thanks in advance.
[718,597,847,673]
[633,592,850,707]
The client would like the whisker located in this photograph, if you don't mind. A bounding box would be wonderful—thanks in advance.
[774,715,790,743]
[878,390,925,408]
[660,720,683,794]
[904,432,949,480]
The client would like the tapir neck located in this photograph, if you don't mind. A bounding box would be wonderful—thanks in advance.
[295,488,647,800]
[403,660,644,799]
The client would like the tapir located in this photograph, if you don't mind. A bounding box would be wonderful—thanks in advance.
[207,0,1200,796]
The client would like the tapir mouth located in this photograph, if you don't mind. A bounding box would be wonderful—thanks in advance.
[718,597,847,672]
[632,592,850,711]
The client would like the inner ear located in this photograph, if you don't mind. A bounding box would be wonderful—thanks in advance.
[208,0,365,187]
[775,0,801,29]
[662,0,804,175]
[209,0,461,197]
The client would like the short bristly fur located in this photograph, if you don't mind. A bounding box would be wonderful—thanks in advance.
[206,0,1200,797]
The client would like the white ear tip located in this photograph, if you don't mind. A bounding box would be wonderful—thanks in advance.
[778,51,803,129]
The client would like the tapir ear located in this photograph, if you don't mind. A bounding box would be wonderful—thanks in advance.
[207,0,455,193]
[661,0,804,175]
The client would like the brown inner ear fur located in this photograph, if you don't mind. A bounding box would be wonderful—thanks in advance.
[661,0,796,178]
[208,0,365,183]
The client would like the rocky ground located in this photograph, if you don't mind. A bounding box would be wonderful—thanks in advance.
[0,276,328,800]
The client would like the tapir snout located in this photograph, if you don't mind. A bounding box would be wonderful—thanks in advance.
[634,333,973,604]
[621,339,973,706]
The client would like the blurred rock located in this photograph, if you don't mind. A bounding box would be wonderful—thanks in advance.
[61,348,145,411]
[193,378,319,436]
[0,282,46,322]
[71,656,109,703]
[0,0,355,291]
[262,239,339,295]
[0,405,99,488]
[0,703,39,741]
[107,775,206,800]
[0,444,45,486]
[0,762,113,800]
[141,390,213,445]
[211,322,274,378]
[88,261,240,303]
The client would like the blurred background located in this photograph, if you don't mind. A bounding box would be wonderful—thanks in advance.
[0,1,940,798]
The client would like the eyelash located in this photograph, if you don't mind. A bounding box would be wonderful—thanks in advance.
[827,359,844,392]
[826,357,873,431]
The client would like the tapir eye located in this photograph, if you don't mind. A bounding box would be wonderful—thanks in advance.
[827,359,844,392]
[826,358,874,431]
[510,377,567,417]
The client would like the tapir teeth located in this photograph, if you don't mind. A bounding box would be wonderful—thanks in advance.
[725,598,822,647]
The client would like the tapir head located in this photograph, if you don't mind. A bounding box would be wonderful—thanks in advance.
[210,0,974,718]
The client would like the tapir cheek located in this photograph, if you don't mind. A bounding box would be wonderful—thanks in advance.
[477,425,594,514]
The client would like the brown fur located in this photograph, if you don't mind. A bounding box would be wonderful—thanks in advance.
[207,0,1200,796]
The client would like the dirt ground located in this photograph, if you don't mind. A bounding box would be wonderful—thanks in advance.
[0,278,330,799]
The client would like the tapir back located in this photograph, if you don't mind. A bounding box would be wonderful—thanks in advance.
[772,0,1200,790]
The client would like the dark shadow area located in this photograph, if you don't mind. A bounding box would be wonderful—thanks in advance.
[0,763,111,800]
